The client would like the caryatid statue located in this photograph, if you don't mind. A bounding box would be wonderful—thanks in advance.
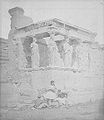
[68,38,80,69]
[47,31,64,67]
[31,38,40,68]
[63,37,73,67]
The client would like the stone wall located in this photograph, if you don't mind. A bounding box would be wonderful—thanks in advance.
[0,38,9,82]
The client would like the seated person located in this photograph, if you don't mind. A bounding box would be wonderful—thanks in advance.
[48,80,57,93]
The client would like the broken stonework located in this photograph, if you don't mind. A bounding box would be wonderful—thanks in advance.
[8,7,33,29]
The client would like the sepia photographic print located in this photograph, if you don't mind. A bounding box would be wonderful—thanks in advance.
[0,0,104,120]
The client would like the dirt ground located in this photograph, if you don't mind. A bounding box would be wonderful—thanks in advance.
[0,99,104,120]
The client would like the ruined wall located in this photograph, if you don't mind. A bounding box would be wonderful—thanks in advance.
[0,38,9,82]
[0,38,19,107]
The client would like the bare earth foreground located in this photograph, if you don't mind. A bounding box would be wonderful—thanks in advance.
[0,99,104,120]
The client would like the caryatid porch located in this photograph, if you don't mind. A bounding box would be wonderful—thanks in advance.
[9,16,96,70]
[8,7,101,96]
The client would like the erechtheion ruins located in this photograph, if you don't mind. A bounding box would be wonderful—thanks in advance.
[0,7,104,108]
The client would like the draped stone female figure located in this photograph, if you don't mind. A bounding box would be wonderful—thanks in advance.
[63,42,73,67]
[31,39,40,68]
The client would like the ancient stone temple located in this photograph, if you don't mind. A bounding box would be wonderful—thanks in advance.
[8,7,96,69]
[1,7,104,107]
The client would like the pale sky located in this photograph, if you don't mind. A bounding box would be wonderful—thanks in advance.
[0,0,104,44]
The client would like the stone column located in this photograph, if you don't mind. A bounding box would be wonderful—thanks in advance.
[48,31,56,66]
[63,40,73,67]
[71,44,77,68]
[67,38,80,69]
[31,38,40,68]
